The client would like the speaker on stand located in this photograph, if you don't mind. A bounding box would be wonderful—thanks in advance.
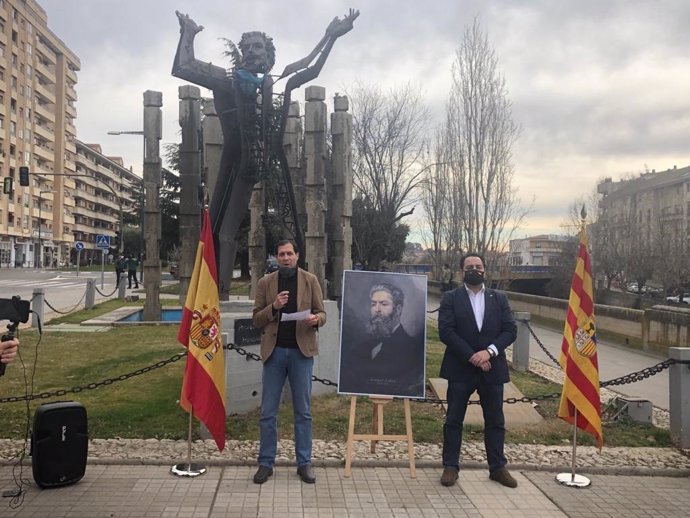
[31,401,88,488]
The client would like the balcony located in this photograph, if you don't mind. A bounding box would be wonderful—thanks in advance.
[66,66,78,84]
[34,102,55,123]
[66,85,77,101]
[33,123,53,140]
[65,102,76,119]
[35,61,56,85]
[33,144,55,162]
[36,41,56,65]
[34,81,55,103]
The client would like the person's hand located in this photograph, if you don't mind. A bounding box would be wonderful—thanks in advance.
[272,291,289,310]
[176,11,204,34]
[0,338,19,365]
[326,9,360,38]
[479,360,492,372]
[469,350,491,367]
[303,314,319,327]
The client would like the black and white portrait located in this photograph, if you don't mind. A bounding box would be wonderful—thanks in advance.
[338,271,427,398]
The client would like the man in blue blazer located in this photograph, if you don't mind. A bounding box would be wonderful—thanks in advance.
[438,253,518,488]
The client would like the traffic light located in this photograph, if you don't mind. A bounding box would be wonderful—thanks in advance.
[19,166,30,186]
[114,230,121,249]
[3,177,12,194]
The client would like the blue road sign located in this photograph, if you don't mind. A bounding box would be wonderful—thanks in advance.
[75,241,84,251]
[96,234,111,249]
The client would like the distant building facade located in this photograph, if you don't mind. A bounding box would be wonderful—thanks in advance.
[507,234,570,267]
[596,165,690,281]
[0,1,138,268]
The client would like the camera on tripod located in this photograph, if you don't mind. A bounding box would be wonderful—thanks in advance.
[0,296,30,376]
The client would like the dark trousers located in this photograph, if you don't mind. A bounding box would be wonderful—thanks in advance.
[115,269,123,286]
[127,270,138,288]
[442,379,506,473]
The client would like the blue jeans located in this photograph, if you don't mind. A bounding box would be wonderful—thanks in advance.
[442,379,506,473]
[258,347,314,468]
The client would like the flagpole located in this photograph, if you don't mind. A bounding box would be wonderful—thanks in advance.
[556,407,591,487]
[171,404,208,477]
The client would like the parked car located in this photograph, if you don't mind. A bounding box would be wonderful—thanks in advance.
[665,293,690,304]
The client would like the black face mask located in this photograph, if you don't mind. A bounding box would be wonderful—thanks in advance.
[463,269,484,286]
[278,266,297,279]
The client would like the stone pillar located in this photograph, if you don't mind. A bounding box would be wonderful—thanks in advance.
[85,279,95,310]
[178,86,202,304]
[669,347,690,448]
[512,311,531,372]
[328,94,353,302]
[285,102,305,230]
[142,90,163,321]
[202,99,223,199]
[249,182,265,299]
[303,86,327,290]
[31,288,45,329]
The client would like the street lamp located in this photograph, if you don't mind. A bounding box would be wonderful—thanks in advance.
[36,189,53,268]
[108,129,145,275]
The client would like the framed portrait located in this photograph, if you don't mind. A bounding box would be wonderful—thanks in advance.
[337,270,427,398]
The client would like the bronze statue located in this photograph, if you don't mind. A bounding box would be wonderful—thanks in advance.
[172,9,359,298]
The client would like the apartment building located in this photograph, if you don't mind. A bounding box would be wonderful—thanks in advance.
[72,139,141,265]
[507,234,570,267]
[597,165,690,263]
[0,0,142,269]
[0,0,79,266]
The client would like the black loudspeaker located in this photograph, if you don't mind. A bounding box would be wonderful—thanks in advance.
[31,401,88,489]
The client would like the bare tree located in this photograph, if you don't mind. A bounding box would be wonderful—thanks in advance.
[438,17,527,268]
[349,82,430,269]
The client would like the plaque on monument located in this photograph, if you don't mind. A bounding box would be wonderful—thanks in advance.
[234,318,262,347]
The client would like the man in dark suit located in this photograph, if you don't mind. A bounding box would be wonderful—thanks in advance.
[438,253,518,488]
[339,282,425,397]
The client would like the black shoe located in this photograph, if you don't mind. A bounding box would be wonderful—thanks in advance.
[440,467,458,487]
[253,465,273,484]
[297,464,316,484]
[490,467,517,488]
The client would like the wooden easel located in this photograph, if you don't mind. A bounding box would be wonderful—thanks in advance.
[344,396,416,478]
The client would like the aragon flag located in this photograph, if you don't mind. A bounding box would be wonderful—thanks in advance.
[558,223,603,450]
[177,208,226,451]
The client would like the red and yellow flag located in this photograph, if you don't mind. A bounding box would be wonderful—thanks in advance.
[558,224,603,450]
[177,208,226,451]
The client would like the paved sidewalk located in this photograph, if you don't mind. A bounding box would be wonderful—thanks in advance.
[2,463,689,517]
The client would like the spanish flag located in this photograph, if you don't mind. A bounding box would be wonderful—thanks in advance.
[558,222,603,450]
[177,208,226,451]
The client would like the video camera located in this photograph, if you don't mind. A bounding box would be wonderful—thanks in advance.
[0,296,31,377]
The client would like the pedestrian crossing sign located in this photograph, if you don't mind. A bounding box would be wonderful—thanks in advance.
[96,234,111,249]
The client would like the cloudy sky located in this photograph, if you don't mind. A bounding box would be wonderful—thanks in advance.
[40,0,690,238]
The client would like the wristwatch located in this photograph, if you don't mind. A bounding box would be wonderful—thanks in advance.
[487,348,497,358]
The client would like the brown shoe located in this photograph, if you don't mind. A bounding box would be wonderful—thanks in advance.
[489,467,517,488]
[440,467,459,487]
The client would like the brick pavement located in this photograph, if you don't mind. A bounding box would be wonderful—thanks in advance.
[2,463,688,517]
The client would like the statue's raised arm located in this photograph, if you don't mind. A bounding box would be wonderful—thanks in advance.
[278,8,360,81]
[172,10,228,90]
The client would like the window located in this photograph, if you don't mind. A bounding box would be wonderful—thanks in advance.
[9,120,14,135]
[11,53,16,66]
[25,64,31,78]
[25,42,32,55]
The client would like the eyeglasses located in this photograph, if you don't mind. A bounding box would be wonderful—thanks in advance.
[463,265,484,271]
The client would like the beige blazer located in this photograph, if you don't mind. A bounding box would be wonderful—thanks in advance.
[252,268,327,361]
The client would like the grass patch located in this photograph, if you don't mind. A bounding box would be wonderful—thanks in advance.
[0,319,672,447]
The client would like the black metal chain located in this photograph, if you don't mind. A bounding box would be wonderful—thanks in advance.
[0,352,187,404]
[523,320,562,367]
[2,333,686,406]
[95,283,119,298]
[44,288,88,315]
